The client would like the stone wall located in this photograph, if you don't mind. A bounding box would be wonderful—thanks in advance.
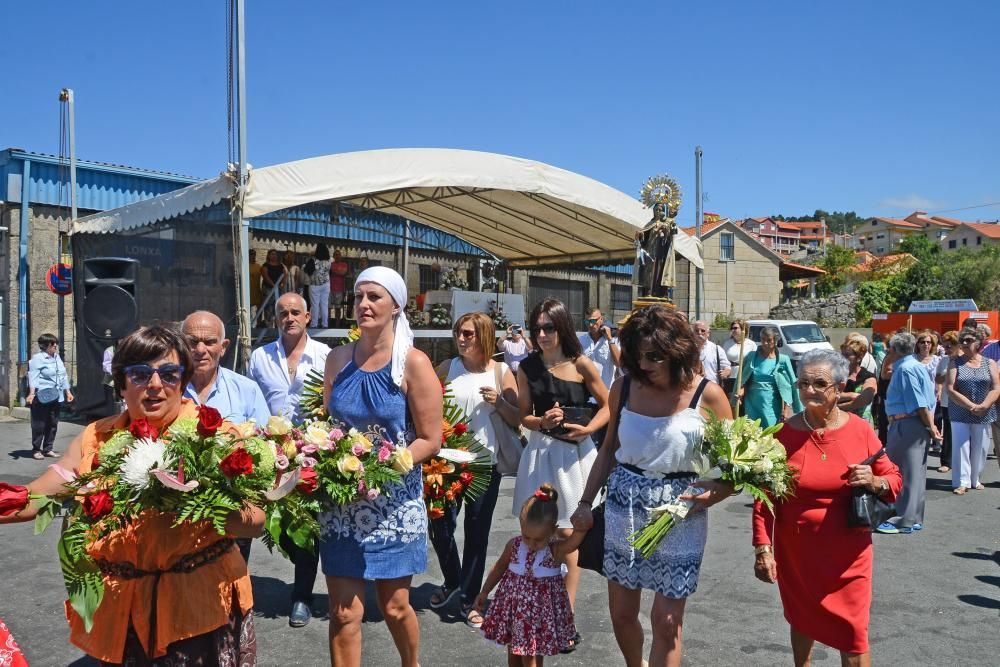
[768,292,858,327]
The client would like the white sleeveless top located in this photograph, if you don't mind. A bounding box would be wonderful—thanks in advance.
[614,380,707,474]
[445,357,511,464]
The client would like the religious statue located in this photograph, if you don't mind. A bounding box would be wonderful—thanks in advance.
[636,174,683,299]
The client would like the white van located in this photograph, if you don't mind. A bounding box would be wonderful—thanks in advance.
[746,319,834,368]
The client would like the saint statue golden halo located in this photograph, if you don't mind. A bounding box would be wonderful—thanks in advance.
[639,174,682,215]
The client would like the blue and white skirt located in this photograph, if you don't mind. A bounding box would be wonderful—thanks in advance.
[318,466,427,580]
[603,465,707,598]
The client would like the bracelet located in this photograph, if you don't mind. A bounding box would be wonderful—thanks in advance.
[754,545,773,556]
[578,498,593,507]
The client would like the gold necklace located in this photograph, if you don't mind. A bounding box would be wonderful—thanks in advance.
[802,409,840,460]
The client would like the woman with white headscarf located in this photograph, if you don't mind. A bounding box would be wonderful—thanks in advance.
[321,266,443,667]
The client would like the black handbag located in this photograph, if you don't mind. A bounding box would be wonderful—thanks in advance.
[847,447,894,530]
[576,378,631,575]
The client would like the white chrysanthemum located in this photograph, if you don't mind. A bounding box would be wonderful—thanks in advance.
[119,439,173,491]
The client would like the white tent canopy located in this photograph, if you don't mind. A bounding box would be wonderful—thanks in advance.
[72,148,702,269]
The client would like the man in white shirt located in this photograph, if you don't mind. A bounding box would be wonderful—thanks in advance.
[578,309,620,391]
[578,309,620,448]
[248,293,330,628]
[693,320,731,384]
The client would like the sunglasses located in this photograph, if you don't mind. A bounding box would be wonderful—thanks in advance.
[456,329,477,339]
[797,379,834,391]
[641,351,667,364]
[960,337,976,344]
[585,318,600,325]
[123,363,185,387]
[530,324,558,335]
[918,340,933,345]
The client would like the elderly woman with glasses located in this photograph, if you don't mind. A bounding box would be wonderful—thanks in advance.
[0,325,264,665]
[915,329,948,409]
[429,312,520,628]
[945,326,1000,494]
[737,326,802,427]
[753,349,901,667]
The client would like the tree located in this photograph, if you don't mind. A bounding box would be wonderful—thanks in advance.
[815,245,856,297]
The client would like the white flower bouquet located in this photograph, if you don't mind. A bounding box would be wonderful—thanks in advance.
[628,413,796,559]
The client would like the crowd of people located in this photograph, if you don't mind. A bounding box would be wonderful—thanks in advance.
[249,244,359,328]
[2,286,998,666]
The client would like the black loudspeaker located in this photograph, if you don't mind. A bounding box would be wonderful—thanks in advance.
[82,258,140,340]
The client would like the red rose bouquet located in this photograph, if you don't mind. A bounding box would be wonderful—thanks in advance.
[31,406,302,630]
[423,387,493,520]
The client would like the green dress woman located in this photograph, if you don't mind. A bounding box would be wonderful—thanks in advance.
[739,327,803,427]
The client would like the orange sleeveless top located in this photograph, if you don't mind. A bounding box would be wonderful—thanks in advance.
[66,400,254,662]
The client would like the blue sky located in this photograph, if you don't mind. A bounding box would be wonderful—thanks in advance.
[2,1,998,224]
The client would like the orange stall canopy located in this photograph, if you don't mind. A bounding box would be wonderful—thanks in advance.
[871,301,998,337]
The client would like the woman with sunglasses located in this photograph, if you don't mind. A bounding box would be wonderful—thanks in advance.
[945,326,1000,494]
[838,338,877,423]
[737,326,803,428]
[915,329,947,411]
[513,298,609,650]
[753,349,901,667]
[429,312,519,628]
[26,333,73,460]
[0,325,263,665]
[573,305,734,667]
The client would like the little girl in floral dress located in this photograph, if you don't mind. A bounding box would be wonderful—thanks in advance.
[475,483,585,665]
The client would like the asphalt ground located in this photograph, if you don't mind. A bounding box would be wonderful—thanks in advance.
[0,418,997,666]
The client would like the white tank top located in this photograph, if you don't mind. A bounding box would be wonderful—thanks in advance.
[614,379,707,474]
[445,358,510,463]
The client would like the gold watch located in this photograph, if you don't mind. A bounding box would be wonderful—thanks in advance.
[754,545,773,556]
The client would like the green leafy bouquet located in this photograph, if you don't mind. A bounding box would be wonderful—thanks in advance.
[32,406,301,631]
[629,413,796,559]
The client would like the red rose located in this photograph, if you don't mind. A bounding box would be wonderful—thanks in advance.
[197,405,224,437]
[82,490,114,521]
[297,468,318,494]
[129,418,159,440]
[219,448,254,478]
[459,471,473,485]
[0,483,29,517]
[452,422,468,436]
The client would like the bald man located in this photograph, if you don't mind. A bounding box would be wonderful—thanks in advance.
[181,310,270,425]
[247,293,330,627]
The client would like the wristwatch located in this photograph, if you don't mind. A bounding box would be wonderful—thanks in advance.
[754,545,773,556]
[877,477,889,495]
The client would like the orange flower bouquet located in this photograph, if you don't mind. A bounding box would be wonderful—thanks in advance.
[423,389,493,520]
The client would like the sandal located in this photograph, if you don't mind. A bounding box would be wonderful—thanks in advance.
[462,604,484,629]
[974,483,985,490]
[559,631,582,654]
[429,585,459,609]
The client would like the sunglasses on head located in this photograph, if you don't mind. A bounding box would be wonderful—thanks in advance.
[531,323,557,335]
[123,363,185,387]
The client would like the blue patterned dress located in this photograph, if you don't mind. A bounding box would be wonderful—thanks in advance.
[319,359,427,579]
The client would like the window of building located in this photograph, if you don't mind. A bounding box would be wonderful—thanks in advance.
[977,236,982,245]
[528,277,589,327]
[876,247,885,254]
[875,233,885,239]
[610,284,632,313]
[872,220,878,227]
[418,264,439,294]
[720,232,735,261]
[948,240,957,249]
[962,238,968,246]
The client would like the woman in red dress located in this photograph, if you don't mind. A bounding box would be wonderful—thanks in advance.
[752,349,902,667]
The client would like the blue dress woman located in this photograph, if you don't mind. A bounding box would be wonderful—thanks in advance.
[319,267,443,667]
